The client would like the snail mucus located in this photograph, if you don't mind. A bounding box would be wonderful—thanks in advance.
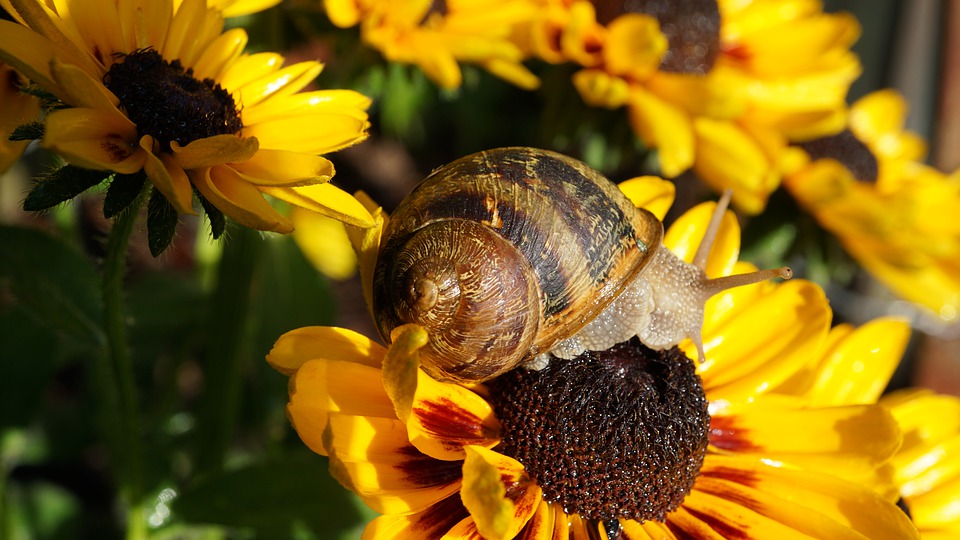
[372,147,792,383]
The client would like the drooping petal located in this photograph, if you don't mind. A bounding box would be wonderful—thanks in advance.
[626,86,694,178]
[361,493,470,540]
[291,208,358,281]
[267,326,386,374]
[50,57,119,110]
[326,413,463,515]
[617,175,676,220]
[229,149,334,187]
[42,107,145,173]
[170,135,259,170]
[139,136,195,214]
[344,191,388,315]
[460,445,541,540]
[3,0,102,77]
[189,165,293,233]
[0,20,61,95]
[261,183,376,229]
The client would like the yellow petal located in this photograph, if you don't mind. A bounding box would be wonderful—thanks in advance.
[482,57,540,90]
[849,89,908,144]
[218,0,282,18]
[139,136,195,215]
[514,499,556,540]
[909,471,960,528]
[697,455,920,540]
[50,58,119,110]
[692,117,780,215]
[191,27,247,81]
[362,494,470,540]
[125,0,173,51]
[189,165,293,233]
[461,446,540,540]
[326,413,462,514]
[627,87,694,178]
[218,51,284,92]
[0,20,60,96]
[267,325,386,374]
[617,175,675,220]
[572,69,631,109]
[802,317,910,406]
[42,107,145,173]
[699,280,831,403]
[232,61,323,108]
[406,370,501,461]
[291,207,358,280]
[287,358,394,456]
[261,183,376,229]
[344,191,387,315]
[3,0,103,78]
[243,112,369,155]
[170,135,258,170]
[710,402,901,480]
[663,200,740,278]
[381,324,429,424]
[229,149,334,187]
[163,0,219,66]
[241,89,371,126]
[603,13,666,80]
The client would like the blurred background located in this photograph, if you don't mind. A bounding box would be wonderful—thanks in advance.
[0,0,957,538]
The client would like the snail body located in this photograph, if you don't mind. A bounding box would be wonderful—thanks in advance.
[373,147,790,383]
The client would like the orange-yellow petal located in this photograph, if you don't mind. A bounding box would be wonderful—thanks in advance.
[139,136,195,214]
[261,183,376,229]
[189,165,293,233]
[229,149,334,187]
[42,107,145,173]
[664,200,740,279]
[361,493,470,540]
[50,58,119,111]
[170,135,259,170]
[267,325,386,374]
[461,445,541,540]
[617,175,675,220]
[627,87,694,178]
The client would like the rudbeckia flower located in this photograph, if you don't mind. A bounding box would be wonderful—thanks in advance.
[883,389,960,539]
[0,60,40,173]
[527,0,860,214]
[323,0,540,90]
[783,89,960,322]
[268,176,917,539]
[0,0,374,253]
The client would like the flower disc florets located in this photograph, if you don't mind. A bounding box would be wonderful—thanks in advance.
[489,339,709,523]
[104,49,242,147]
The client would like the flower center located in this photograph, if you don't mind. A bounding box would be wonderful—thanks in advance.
[489,339,709,523]
[797,130,879,183]
[592,0,721,74]
[103,49,242,147]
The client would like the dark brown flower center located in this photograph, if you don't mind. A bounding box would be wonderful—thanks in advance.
[489,339,709,524]
[103,49,242,148]
[797,130,879,183]
[592,0,721,74]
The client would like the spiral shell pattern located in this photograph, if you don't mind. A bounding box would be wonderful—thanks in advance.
[373,147,663,382]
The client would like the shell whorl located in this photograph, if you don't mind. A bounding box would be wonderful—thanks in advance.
[373,147,663,383]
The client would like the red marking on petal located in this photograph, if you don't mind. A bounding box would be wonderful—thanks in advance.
[708,416,761,452]
[697,466,761,489]
[414,397,499,442]
[101,134,135,162]
[722,42,752,63]
[395,446,464,487]
[409,492,471,536]
[684,508,751,540]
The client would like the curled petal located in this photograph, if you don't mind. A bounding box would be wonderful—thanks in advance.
[344,191,389,315]
[170,135,259,170]
[189,165,292,233]
[139,136,194,214]
[291,208,358,280]
[229,149,334,187]
[42,108,145,173]
[261,183,376,229]
[267,326,386,374]
[461,446,541,540]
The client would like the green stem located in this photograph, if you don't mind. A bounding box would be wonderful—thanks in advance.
[196,225,261,473]
[102,205,147,540]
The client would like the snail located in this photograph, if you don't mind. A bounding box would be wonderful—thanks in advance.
[372,147,791,383]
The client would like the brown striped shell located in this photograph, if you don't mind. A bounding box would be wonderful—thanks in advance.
[372,147,663,383]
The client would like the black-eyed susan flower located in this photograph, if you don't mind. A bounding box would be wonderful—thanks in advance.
[323,0,540,90]
[0,60,40,173]
[268,177,918,539]
[528,0,860,214]
[783,90,960,323]
[883,389,960,539]
[0,0,374,254]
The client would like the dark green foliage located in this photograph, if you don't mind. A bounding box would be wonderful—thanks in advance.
[147,188,179,256]
[9,121,45,141]
[23,165,112,211]
[197,192,226,239]
[103,172,147,218]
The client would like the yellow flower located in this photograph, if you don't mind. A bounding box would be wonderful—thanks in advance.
[0,60,40,173]
[531,0,860,214]
[883,389,960,540]
[0,0,374,245]
[324,0,540,90]
[783,90,960,322]
[206,0,282,17]
[268,178,916,539]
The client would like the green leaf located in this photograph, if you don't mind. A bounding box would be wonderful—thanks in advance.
[23,165,111,211]
[174,452,364,538]
[0,306,60,427]
[147,188,179,256]
[9,121,45,141]
[0,225,103,349]
[103,171,146,218]
[197,193,225,239]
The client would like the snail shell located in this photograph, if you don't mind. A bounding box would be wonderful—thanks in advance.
[372,147,791,383]
[372,147,662,382]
